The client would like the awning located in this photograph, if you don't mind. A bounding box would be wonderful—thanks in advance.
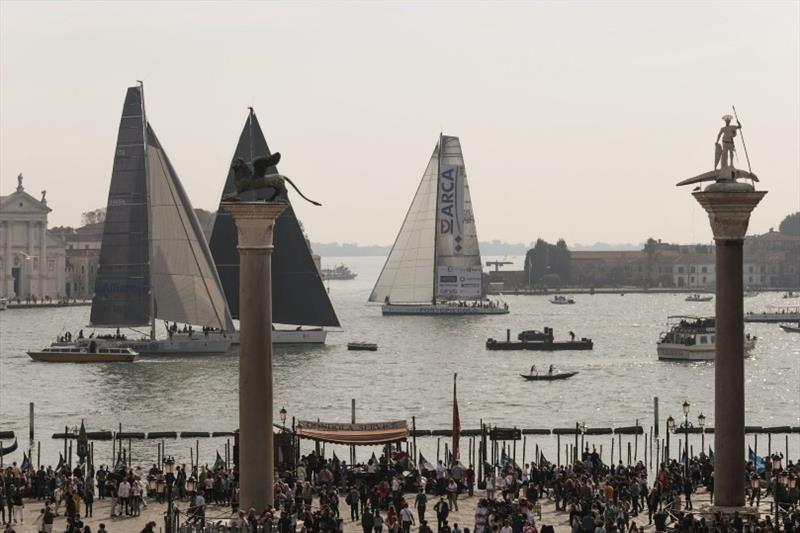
[296,420,408,445]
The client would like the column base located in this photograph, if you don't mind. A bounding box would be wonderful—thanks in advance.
[692,503,761,522]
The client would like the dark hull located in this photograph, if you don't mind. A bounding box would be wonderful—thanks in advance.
[348,343,378,351]
[519,372,578,380]
[487,339,593,351]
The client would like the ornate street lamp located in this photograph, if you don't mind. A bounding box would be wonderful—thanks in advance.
[697,412,706,452]
[185,477,196,494]
[163,456,176,533]
[772,455,782,471]
[148,476,157,492]
[280,407,288,431]
[579,422,587,457]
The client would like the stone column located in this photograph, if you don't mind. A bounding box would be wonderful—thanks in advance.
[3,221,10,297]
[692,181,765,508]
[40,220,47,298]
[221,201,287,512]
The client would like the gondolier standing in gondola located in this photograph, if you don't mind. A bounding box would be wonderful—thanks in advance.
[529,365,537,376]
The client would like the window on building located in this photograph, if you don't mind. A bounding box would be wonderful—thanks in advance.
[690,266,696,273]
[81,266,85,274]
[749,276,753,283]
[690,276,695,283]
[702,277,706,283]
[701,266,707,274]
[678,266,684,274]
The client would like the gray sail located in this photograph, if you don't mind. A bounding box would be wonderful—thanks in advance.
[209,109,340,327]
[90,86,151,327]
[146,125,234,331]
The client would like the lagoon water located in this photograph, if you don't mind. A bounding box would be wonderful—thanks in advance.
[1,255,798,468]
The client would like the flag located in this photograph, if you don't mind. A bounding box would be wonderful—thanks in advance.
[708,446,714,464]
[21,452,31,471]
[452,373,461,463]
[538,453,550,467]
[418,452,435,471]
[56,452,65,470]
[748,446,765,475]
[213,451,225,472]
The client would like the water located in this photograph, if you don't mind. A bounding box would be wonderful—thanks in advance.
[1,255,798,468]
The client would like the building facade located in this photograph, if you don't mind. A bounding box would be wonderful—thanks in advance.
[0,174,66,299]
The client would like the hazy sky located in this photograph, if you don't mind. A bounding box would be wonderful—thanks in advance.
[1,1,798,247]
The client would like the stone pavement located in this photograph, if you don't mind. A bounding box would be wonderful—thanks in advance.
[6,488,773,533]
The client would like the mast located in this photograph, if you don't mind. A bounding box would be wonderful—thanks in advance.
[432,133,443,305]
[139,81,156,341]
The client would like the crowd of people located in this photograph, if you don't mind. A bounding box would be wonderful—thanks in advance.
[1,445,798,533]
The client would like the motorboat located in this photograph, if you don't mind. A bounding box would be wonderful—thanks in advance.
[686,294,713,302]
[550,295,575,305]
[321,264,357,280]
[0,297,6,311]
[487,327,592,351]
[779,323,800,333]
[27,344,138,363]
[657,315,756,361]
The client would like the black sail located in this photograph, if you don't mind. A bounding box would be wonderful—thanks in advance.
[209,109,340,327]
[91,86,151,327]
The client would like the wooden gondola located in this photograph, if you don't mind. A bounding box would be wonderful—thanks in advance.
[779,323,800,333]
[519,372,578,381]
[0,438,18,457]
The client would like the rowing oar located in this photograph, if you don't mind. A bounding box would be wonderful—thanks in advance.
[732,105,753,174]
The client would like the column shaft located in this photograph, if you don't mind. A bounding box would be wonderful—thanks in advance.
[714,239,745,507]
[238,246,274,510]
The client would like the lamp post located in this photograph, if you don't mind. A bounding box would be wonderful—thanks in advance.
[666,416,675,463]
[280,407,287,431]
[579,422,587,459]
[697,412,706,452]
[682,400,690,479]
[164,456,176,533]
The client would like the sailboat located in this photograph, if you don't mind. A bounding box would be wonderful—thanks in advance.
[209,108,340,343]
[370,135,509,315]
[84,84,234,355]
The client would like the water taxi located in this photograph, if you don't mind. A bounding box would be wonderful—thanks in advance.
[27,344,138,363]
[685,294,713,302]
[657,315,756,362]
[550,295,575,305]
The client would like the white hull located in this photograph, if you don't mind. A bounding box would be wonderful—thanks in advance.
[657,338,756,361]
[382,303,509,316]
[81,334,232,355]
[228,328,327,345]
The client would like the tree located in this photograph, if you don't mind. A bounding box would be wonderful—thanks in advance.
[779,212,800,236]
[81,208,106,226]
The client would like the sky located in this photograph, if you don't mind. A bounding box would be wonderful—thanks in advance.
[1,1,798,247]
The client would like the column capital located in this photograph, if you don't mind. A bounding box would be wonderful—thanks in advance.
[221,202,288,250]
[692,182,766,241]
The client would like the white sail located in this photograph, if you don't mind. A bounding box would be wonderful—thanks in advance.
[147,125,233,331]
[435,136,482,299]
[368,143,439,303]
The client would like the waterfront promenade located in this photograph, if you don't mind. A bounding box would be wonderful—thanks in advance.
[6,482,729,533]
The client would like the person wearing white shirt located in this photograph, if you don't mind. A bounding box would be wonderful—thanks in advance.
[400,505,415,533]
[117,480,131,516]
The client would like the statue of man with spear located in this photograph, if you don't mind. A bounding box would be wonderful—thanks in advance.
[715,114,742,169]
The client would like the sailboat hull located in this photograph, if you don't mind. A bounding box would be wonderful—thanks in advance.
[127,336,233,355]
[381,303,509,316]
[228,328,327,345]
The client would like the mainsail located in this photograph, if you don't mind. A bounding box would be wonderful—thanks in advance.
[92,85,233,332]
[209,109,340,327]
[369,135,483,304]
[91,86,151,327]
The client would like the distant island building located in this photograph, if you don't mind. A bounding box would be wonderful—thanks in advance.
[490,230,800,291]
[0,174,66,299]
